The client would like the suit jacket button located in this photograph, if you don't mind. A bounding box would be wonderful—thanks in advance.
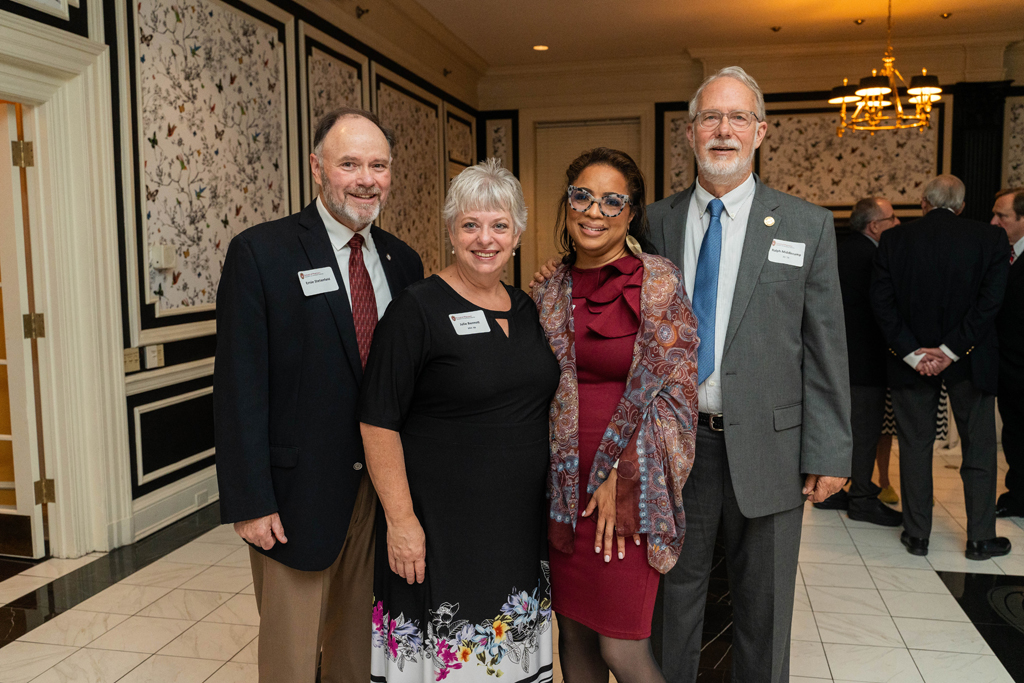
[353,462,364,471]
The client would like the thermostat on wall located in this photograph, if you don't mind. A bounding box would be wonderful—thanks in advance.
[150,244,177,270]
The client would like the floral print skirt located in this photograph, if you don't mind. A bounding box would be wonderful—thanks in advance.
[370,417,554,682]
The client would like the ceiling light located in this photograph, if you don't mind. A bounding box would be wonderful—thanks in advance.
[831,0,942,136]
[941,12,952,18]
[854,18,865,25]
[532,45,548,51]
[771,26,782,32]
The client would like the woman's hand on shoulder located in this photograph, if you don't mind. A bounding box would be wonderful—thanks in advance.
[582,469,641,562]
[529,256,561,291]
[386,515,426,584]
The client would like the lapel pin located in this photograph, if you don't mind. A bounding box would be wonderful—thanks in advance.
[764,216,775,227]
[386,253,392,260]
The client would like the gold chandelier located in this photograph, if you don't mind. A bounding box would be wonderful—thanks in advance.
[828,0,942,137]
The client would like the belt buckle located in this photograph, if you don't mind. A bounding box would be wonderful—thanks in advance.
[709,413,725,432]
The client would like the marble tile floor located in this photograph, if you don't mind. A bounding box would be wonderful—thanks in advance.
[0,444,1022,682]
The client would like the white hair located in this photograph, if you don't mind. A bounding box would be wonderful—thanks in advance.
[443,158,528,237]
[922,175,965,211]
[689,66,766,121]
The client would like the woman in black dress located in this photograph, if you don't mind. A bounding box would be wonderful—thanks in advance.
[359,158,559,682]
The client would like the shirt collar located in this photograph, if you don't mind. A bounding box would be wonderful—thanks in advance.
[861,231,879,247]
[316,195,374,252]
[694,173,756,221]
[1014,235,1024,259]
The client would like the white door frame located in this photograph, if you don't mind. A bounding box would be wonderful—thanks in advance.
[0,11,132,557]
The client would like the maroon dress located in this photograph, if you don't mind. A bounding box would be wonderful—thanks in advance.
[548,255,661,639]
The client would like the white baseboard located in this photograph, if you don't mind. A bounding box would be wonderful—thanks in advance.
[131,465,220,541]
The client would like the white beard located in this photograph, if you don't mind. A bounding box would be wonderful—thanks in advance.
[695,138,754,183]
[321,182,383,230]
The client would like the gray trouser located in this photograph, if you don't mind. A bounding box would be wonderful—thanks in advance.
[891,379,997,540]
[653,425,802,683]
[848,385,887,508]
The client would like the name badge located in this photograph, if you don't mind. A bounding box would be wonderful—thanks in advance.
[297,268,339,296]
[767,239,805,267]
[449,310,490,335]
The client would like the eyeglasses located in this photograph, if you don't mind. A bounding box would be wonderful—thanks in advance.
[873,214,897,223]
[567,185,631,218]
[693,110,762,131]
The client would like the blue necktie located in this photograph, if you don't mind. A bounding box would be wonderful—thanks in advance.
[693,198,724,385]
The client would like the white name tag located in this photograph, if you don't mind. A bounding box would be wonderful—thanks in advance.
[449,310,490,335]
[297,268,339,296]
[767,239,806,267]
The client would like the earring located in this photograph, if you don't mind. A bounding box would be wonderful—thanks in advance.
[451,248,455,254]
[625,235,642,255]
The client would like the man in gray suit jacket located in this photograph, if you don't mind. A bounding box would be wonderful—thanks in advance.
[648,67,852,683]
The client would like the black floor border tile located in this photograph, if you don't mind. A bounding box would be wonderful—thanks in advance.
[0,501,222,647]
[938,569,1024,681]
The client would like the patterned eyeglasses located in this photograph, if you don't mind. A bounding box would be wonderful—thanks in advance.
[567,185,631,218]
[693,110,762,131]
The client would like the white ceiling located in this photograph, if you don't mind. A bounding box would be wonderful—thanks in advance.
[412,0,1023,68]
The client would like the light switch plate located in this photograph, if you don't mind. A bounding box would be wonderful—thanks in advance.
[143,344,165,369]
[124,348,140,373]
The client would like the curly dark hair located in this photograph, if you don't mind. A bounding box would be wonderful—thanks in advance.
[555,147,652,264]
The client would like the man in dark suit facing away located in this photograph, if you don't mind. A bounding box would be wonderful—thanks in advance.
[871,174,1010,560]
[991,187,1024,518]
[818,197,903,526]
[215,108,423,682]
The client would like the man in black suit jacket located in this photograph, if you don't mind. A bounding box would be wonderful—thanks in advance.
[871,174,1010,560]
[215,109,422,682]
[992,187,1024,518]
[822,197,903,526]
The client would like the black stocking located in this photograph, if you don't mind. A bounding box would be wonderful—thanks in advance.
[556,614,608,683]
[599,636,666,683]
[556,613,667,683]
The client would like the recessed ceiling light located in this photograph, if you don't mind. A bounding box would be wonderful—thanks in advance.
[533,45,549,51]
[854,18,865,25]
[770,26,782,32]
[941,12,952,19]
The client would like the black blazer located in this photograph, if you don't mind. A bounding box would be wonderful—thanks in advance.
[214,201,423,571]
[870,209,1010,395]
[998,255,1024,391]
[838,232,888,387]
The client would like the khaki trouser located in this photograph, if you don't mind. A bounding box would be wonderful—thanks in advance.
[249,473,376,683]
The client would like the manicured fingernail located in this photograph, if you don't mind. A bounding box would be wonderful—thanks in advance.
[595,546,601,553]
[604,555,611,562]
[618,552,624,559]
[635,538,641,545]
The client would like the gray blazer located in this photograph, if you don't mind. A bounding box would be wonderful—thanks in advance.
[648,177,852,517]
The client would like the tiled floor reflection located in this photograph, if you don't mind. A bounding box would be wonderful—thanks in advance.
[1,442,1023,682]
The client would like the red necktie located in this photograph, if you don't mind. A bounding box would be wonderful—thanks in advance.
[348,233,378,368]
[1012,251,1016,265]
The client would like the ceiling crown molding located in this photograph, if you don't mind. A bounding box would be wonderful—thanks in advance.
[689,31,1023,92]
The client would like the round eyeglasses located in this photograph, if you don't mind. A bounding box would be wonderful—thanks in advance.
[567,185,631,218]
[693,110,762,131]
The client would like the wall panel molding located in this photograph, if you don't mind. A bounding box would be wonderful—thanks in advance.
[125,357,214,396]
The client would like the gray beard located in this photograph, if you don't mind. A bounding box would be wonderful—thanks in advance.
[321,183,383,230]
[695,148,755,184]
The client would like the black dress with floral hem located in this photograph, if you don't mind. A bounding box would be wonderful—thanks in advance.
[359,276,559,682]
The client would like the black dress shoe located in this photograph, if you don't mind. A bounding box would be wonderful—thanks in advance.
[995,494,1024,517]
[848,498,903,527]
[901,531,929,556]
[965,537,1012,560]
[814,489,849,510]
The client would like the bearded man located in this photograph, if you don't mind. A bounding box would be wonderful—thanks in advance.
[647,67,852,683]
[215,108,423,683]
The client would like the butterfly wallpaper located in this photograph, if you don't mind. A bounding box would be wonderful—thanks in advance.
[486,120,510,170]
[307,47,361,125]
[759,111,938,207]
[446,114,473,166]
[1006,98,1024,188]
[376,82,442,276]
[138,0,287,313]
[666,113,695,196]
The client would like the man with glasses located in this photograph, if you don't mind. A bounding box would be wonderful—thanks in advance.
[871,175,1010,561]
[647,67,851,683]
[814,198,903,527]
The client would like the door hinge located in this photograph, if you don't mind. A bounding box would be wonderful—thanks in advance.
[34,478,56,504]
[23,312,45,339]
[11,140,34,168]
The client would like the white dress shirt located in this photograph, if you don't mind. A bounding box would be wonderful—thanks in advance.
[683,173,757,414]
[316,197,392,318]
[1014,236,1024,262]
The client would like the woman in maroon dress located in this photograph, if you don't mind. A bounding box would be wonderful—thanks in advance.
[532,148,699,682]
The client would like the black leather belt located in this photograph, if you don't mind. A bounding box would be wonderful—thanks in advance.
[698,412,725,432]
